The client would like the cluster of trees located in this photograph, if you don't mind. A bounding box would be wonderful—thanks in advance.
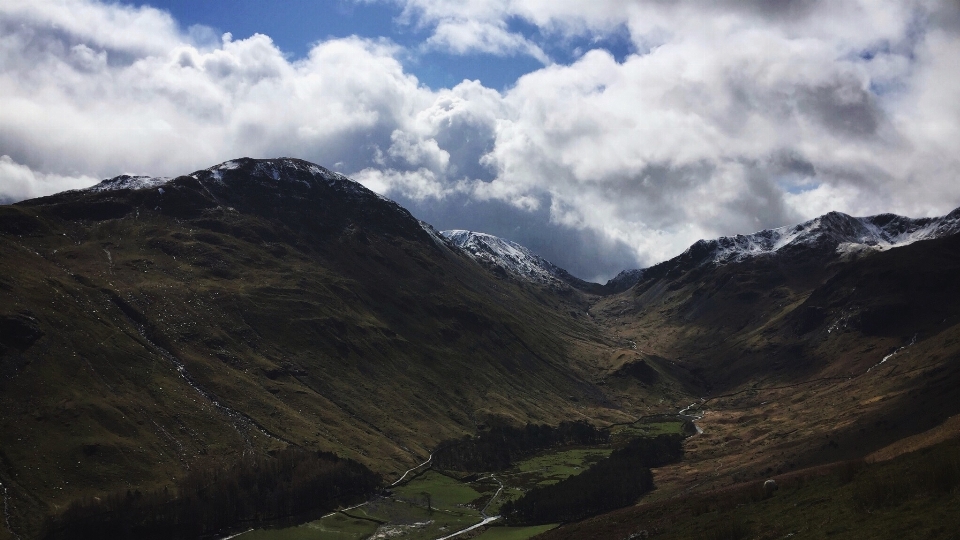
[432,421,609,472]
[45,448,381,540]
[501,434,684,525]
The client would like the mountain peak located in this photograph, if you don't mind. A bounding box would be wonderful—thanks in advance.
[603,269,645,294]
[441,230,602,292]
[28,157,430,242]
[442,230,564,285]
[83,158,357,194]
[86,174,171,193]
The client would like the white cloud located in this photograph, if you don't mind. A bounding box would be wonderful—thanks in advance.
[388,130,450,171]
[0,155,98,203]
[1,0,959,279]
[354,167,455,200]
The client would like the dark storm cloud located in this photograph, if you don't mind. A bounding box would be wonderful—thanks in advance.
[432,116,497,182]
[717,0,822,20]
[801,81,883,138]
[395,192,641,281]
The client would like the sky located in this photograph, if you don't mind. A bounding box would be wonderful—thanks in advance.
[1,1,959,282]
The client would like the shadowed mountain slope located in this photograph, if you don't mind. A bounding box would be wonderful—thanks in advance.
[579,212,960,532]
[3,159,959,539]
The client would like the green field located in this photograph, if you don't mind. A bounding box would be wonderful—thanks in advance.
[357,497,482,538]
[610,421,686,443]
[474,524,559,539]
[474,447,614,515]
[393,470,484,508]
[509,447,612,487]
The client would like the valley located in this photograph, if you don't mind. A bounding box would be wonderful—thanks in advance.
[1,158,959,539]
[236,419,689,540]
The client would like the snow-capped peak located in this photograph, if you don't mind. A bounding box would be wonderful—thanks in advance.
[442,230,569,286]
[687,209,960,265]
[85,175,171,192]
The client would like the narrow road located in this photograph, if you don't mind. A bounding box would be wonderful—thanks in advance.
[480,476,504,518]
[217,529,252,540]
[319,501,370,520]
[679,399,706,435]
[434,516,501,540]
[390,453,434,487]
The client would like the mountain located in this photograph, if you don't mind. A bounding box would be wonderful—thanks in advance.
[585,206,960,515]
[1,158,696,538]
[597,206,960,387]
[3,158,959,539]
[441,230,604,293]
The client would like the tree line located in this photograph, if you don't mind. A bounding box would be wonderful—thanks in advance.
[431,420,609,472]
[44,448,381,540]
[501,434,685,525]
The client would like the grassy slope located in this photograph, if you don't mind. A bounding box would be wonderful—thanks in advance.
[590,233,960,480]
[533,233,960,538]
[475,525,559,539]
[537,437,960,540]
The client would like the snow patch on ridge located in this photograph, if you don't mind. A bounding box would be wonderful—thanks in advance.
[85,175,171,192]
[689,210,960,265]
[610,208,960,292]
[203,158,375,194]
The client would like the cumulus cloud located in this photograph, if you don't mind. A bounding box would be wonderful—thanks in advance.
[0,0,432,180]
[400,0,960,266]
[426,19,550,63]
[1,0,959,281]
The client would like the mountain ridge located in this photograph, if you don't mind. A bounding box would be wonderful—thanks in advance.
[608,207,960,294]
[70,159,960,300]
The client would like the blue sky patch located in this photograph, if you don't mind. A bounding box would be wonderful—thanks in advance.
[117,0,634,90]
